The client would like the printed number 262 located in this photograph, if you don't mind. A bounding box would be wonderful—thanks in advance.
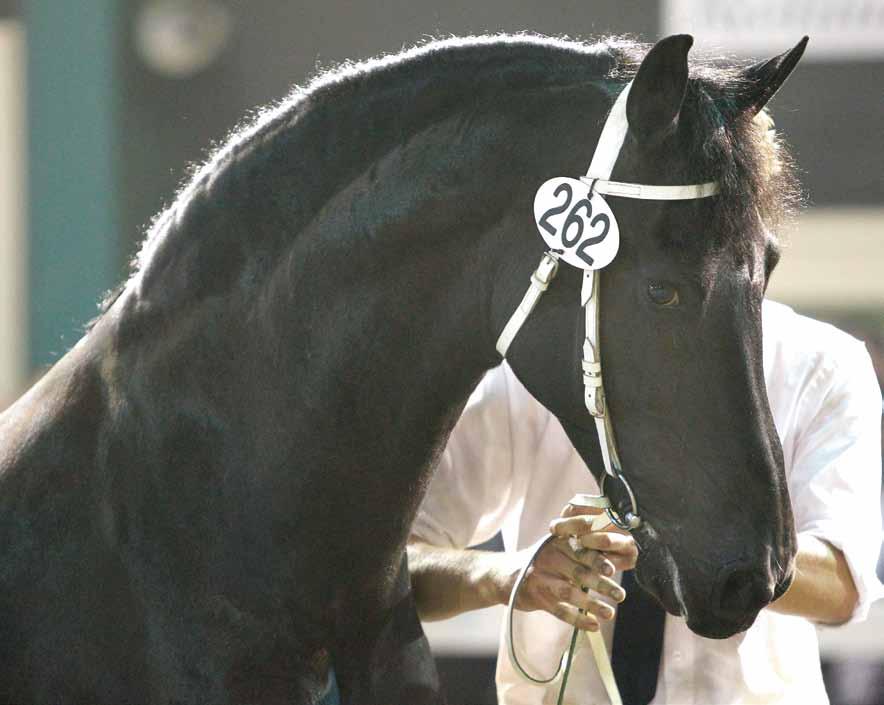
[538,183,610,267]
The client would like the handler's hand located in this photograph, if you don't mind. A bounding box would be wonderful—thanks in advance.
[507,504,637,632]
[551,503,639,574]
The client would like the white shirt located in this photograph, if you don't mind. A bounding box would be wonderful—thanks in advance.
[412,300,883,705]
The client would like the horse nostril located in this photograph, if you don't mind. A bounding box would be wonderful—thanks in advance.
[716,566,775,616]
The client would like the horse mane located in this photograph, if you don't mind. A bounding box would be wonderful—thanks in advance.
[129,35,619,272]
[97,34,799,319]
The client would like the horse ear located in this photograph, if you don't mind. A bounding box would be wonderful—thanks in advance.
[626,34,693,142]
[734,37,809,116]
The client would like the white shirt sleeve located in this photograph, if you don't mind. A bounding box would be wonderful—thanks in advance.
[411,365,524,549]
[787,338,884,622]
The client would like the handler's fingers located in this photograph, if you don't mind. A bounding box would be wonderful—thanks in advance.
[548,600,602,632]
[550,514,611,537]
[553,541,615,578]
[552,513,633,539]
[548,544,625,602]
[518,578,602,630]
[527,543,623,604]
[537,578,616,620]
[534,540,594,580]
[571,561,626,602]
[559,502,607,519]
[579,532,639,570]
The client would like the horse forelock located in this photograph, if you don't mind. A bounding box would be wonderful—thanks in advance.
[696,81,800,257]
[688,74,800,260]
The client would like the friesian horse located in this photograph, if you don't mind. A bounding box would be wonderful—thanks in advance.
[0,33,805,704]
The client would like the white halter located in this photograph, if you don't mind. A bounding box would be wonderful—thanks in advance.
[497,81,719,705]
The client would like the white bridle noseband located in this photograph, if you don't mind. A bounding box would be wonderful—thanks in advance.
[497,81,719,705]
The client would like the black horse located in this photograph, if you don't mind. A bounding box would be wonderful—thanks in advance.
[0,33,805,704]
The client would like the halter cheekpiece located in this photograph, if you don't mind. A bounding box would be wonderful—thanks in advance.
[496,80,719,705]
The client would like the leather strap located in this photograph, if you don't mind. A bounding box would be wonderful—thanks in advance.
[496,252,560,358]
[585,82,632,180]
[583,270,640,531]
[587,629,624,705]
[585,178,719,200]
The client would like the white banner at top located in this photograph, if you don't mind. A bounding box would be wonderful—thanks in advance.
[662,0,884,61]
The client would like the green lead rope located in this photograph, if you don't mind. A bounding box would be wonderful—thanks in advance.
[556,623,582,705]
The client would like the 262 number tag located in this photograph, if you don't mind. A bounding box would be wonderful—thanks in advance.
[533,177,620,270]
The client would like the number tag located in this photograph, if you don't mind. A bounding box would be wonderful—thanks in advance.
[533,177,620,270]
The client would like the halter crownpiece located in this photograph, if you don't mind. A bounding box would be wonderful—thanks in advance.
[498,79,719,705]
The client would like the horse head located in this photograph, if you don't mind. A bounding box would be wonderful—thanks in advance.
[496,35,806,638]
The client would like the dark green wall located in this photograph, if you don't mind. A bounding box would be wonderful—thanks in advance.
[26,0,119,369]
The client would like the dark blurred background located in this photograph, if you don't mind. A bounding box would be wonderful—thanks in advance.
[1,1,881,703]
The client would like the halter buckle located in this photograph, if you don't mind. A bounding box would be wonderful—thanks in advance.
[531,251,560,288]
[585,386,606,418]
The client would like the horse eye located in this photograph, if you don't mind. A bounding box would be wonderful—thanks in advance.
[647,281,680,306]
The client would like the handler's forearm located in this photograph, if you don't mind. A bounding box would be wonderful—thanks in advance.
[769,533,859,625]
[407,540,511,621]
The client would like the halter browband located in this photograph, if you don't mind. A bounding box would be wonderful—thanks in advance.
[582,176,720,200]
[498,80,719,705]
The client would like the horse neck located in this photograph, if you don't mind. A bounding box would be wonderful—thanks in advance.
[111,47,615,572]
[258,157,504,481]
[224,120,559,580]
